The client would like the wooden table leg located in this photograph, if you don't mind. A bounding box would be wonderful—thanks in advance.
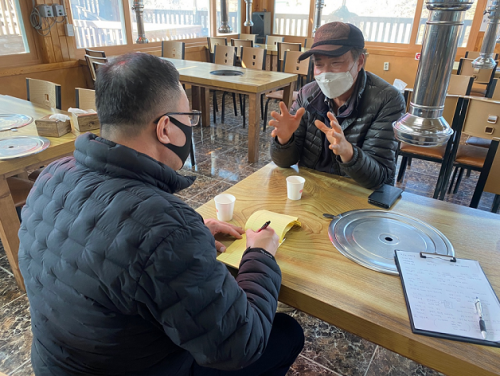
[247,94,261,163]
[0,176,25,291]
[282,82,294,108]
[192,86,211,127]
[470,140,499,208]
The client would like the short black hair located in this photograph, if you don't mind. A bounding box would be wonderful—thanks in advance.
[95,53,181,136]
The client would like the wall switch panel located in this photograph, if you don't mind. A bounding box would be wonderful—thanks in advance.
[52,4,66,17]
[37,5,54,18]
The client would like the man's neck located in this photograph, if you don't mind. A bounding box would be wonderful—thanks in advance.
[332,83,356,110]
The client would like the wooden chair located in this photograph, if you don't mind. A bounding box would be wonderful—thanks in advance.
[75,88,96,111]
[26,78,61,110]
[239,33,257,43]
[239,46,268,127]
[465,51,499,60]
[85,55,107,82]
[263,50,312,131]
[85,48,106,58]
[161,41,185,59]
[265,35,284,46]
[457,57,497,96]
[231,38,253,58]
[277,42,302,71]
[213,45,239,124]
[304,37,315,48]
[207,37,227,62]
[396,75,475,198]
[8,176,35,218]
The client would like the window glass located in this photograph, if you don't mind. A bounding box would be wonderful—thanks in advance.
[216,0,241,36]
[70,0,127,48]
[416,2,477,47]
[273,0,310,36]
[322,0,419,44]
[131,0,210,42]
[0,0,29,56]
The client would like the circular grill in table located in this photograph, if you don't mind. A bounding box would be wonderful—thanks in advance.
[0,136,51,160]
[328,209,454,275]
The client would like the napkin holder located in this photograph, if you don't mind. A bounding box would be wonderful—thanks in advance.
[72,112,100,132]
[35,115,71,137]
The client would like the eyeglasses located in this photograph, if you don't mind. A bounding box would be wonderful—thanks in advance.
[154,111,201,126]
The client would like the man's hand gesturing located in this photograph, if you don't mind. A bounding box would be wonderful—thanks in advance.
[269,102,306,145]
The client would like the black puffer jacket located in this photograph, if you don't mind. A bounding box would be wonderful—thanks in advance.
[270,70,405,189]
[19,133,281,376]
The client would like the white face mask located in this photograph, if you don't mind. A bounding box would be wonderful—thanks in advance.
[315,65,355,99]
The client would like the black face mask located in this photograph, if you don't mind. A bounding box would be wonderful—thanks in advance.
[163,117,192,166]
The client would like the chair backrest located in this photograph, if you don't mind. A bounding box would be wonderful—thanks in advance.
[241,47,266,70]
[231,39,253,57]
[239,33,257,43]
[277,42,301,71]
[484,147,500,195]
[447,74,474,96]
[75,88,96,111]
[85,48,106,58]
[458,58,497,85]
[283,50,310,75]
[26,78,61,110]
[85,55,108,81]
[487,79,500,100]
[304,37,315,48]
[92,61,106,79]
[214,45,237,66]
[161,41,185,59]
[465,51,499,60]
[207,37,227,53]
[266,35,284,46]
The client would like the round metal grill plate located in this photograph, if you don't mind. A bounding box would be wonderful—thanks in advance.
[0,114,33,131]
[0,136,51,160]
[328,209,454,275]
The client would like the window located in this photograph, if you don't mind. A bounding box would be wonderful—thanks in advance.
[130,0,210,42]
[274,0,310,36]
[416,2,478,47]
[216,0,241,36]
[0,0,29,56]
[70,0,127,48]
[322,0,419,44]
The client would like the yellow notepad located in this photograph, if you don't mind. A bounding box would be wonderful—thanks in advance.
[217,210,301,267]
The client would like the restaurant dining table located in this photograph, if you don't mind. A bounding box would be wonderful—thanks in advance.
[196,163,500,376]
[0,95,98,290]
[161,58,297,163]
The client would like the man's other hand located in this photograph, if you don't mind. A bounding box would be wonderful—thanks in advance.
[314,112,354,163]
[246,227,280,257]
[204,218,244,253]
[270,102,306,145]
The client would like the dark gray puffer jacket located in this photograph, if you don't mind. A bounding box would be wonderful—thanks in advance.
[19,133,281,376]
[271,70,405,189]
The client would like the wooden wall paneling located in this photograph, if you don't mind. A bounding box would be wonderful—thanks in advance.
[122,0,134,47]
[45,0,64,62]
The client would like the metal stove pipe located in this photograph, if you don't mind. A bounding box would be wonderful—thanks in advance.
[132,0,149,44]
[393,0,473,147]
[313,0,325,34]
[472,0,500,69]
[244,0,254,27]
[218,0,232,33]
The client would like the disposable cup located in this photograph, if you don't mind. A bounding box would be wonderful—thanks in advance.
[214,193,236,221]
[286,176,305,200]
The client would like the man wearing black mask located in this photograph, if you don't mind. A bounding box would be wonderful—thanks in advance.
[18,53,304,376]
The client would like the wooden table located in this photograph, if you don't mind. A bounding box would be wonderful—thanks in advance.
[196,163,500,376]
[162,58,297,163]
[0,95,97,290]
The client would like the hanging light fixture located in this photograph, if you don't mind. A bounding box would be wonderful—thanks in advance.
[393,0,473,147]
[472,0,500,69]
[132,0,149,44]
[218,0,232,33]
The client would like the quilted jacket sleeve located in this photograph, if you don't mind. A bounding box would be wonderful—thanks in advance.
[339,86,405,189]
[134,221,281,371]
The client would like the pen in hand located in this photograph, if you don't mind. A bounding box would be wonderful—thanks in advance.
[257,221,271,232]
[475,297,487,339]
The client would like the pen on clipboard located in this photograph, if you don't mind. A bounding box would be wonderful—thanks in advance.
[475,297,487,339]
[257,221,271,232]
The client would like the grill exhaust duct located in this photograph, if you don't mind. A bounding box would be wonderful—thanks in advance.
[218,0,232,33]
[132,0,149,44]
[393,0,473,147]
[472,0,500,69]
[244,0,254,27]
[313,0,325,34]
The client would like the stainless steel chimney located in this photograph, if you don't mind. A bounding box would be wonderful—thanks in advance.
[132,0,149,44]
[393,0,473,147]
[472,0,500,69]
[244,0,254,27]
[218,0,232,33]
[313,0,325,34]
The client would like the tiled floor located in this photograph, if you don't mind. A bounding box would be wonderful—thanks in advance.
[0,95,497,376]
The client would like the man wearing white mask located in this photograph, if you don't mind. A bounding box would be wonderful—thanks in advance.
[270,22,405,189]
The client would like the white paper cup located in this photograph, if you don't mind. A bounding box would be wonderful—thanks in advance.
[286,176,305,200]
[214,193,236,221]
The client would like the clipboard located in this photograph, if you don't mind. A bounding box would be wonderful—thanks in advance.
[394,250,500,347]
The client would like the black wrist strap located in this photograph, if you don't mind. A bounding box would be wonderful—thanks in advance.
[243,247,276,261]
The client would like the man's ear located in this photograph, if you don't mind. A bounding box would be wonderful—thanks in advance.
[156,115,171,145]
[357,53,365,71]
